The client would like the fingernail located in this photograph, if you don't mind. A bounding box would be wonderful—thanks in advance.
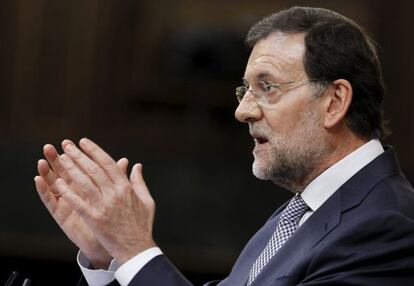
[134,163,142,171]
[80,137,91,146]
[62,139,73,147]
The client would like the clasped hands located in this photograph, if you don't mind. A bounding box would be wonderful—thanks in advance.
[34,138,156,269]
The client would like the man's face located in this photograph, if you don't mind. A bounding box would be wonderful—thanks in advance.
[235,32,329,191]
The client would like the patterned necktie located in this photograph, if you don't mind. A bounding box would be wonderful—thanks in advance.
[247,194,310,285]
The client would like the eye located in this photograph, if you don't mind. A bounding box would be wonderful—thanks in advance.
[255,81,272,92]
[260,81,272,92]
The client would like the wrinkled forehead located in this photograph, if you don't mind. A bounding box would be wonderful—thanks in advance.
[244,31,307,82]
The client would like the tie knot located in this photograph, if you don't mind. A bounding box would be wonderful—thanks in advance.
[280,194,309,222]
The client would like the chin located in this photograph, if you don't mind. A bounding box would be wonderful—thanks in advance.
[252,160,271,180]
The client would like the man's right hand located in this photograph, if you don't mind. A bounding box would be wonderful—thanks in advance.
[34,144,128,269]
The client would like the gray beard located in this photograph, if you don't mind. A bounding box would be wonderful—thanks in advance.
[252,103,329,191]
[266,143,326,191]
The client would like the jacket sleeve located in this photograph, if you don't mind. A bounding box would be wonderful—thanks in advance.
[127,255,194,286]
[77,255,223,286]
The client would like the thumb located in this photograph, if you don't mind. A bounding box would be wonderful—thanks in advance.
[117,158,129,175]
[130,163,153,202]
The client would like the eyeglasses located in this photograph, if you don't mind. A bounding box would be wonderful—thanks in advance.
[235,79,325,105]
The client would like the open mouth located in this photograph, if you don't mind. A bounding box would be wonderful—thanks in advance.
[254,136,268,145]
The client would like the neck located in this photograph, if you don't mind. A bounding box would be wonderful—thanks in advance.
[292,133,368,193]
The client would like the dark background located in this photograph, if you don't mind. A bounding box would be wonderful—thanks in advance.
[0,0,413,285]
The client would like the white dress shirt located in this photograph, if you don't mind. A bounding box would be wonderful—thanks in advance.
[79,139,384,286]
[79,247,162,286]
[299,139,384,226]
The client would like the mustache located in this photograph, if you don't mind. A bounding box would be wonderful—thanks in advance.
[249,124,271,139]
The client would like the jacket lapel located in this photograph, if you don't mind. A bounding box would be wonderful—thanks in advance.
[217,201,289,286]
[251,190,341,285]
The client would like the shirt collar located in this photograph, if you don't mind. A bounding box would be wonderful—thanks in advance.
[301,139,384,212]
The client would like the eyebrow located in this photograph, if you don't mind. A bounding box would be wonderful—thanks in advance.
[242,72,273,85]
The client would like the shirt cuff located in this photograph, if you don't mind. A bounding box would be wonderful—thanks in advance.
[77,251,119,286]
[114,247,163,286]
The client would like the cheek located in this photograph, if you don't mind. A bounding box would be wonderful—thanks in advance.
[263,101,308,137]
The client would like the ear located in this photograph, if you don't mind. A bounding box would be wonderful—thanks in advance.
[323,79,353,129]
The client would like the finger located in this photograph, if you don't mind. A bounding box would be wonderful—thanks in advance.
[38,159,54,178]
[130,164,153,204]
[35,176,80,228]
[78,138,127,184]
[37,159,60,196]
[38,158,90,201]
[62,140,113,191]
[43,144,71,181]
[117,158,129,175]
[54,178,90,217]
[34,175,58,214]
[58,154,103,202]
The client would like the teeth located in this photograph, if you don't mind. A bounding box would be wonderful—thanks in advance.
[254,138,266,144]
[251,132,268,144]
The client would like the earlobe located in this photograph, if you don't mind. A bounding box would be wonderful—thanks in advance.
[323,79,353,129]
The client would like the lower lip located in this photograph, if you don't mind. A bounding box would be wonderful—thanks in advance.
[253,141,269,154]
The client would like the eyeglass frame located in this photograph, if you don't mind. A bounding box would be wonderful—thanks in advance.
[235,78,327,105]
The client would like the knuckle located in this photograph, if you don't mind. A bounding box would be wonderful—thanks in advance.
[102,160,116,170]
[51,180,61,190]
[102,203,114,216]
[115,189,127,201]
[105,191,119,203]
[87,164,101,176]
[76,204,87,216]
[119,182,132,192]
[105,190,117,201]
[71,149,82,160]
[92,207,107,221]
[79,180,92,190]
[63,160,74,170]
[91,210,103,223]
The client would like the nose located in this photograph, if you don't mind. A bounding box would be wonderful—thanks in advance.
[234,93,262,123]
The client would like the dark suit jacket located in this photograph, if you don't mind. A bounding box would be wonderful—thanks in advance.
[79,147,414,285]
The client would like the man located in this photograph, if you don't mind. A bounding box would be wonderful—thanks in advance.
[35,6,414,286]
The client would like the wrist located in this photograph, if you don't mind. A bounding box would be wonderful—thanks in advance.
[83,250,113,270]
[115,240,157,265]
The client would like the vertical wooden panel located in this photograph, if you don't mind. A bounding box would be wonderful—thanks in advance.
[11,0,45,140]
[61,0,100,138]
[0,1,17,140]
[377,0,414,178]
